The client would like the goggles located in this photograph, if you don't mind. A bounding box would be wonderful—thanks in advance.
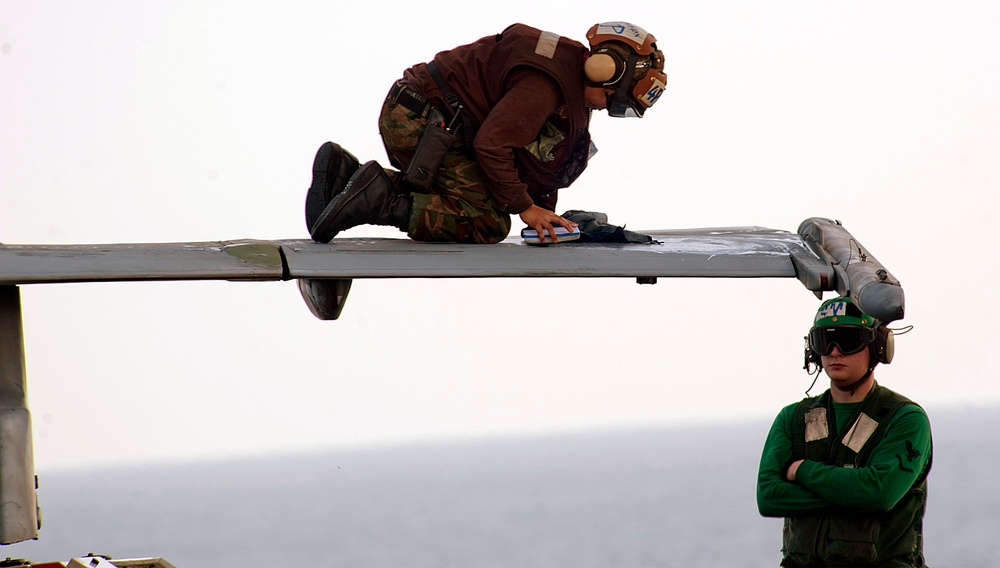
[607,91,641,118]
[808,325,876,356]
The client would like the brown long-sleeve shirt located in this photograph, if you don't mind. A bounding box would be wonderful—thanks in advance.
[400,24,592,215]
[404,66,562,213]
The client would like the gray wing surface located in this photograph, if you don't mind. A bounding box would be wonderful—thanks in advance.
[0,218,902,322]
[1,227,808,283]
[0,240,285,284]
[284,227,809,279]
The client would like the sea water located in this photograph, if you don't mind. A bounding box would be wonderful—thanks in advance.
[5,405,996,567]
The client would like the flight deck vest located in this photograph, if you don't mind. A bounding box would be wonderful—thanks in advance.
[783,385,929,567]
[429,24,593,195]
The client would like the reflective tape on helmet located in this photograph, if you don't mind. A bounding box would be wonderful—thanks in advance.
[636,75,667,108]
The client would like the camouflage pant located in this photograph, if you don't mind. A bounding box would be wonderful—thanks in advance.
[379,93,512,244]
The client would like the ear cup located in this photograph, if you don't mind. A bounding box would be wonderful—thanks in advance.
[584,52,622,84]
[880,328,895,364]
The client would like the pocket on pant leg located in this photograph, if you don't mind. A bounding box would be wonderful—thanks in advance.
[379,102,424,171]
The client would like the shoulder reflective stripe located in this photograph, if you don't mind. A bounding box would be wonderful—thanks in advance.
[842,412,879,453]
[804,407,829,442]
[535,31,560,59]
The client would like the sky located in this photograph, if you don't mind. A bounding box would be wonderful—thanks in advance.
[1,1,998,472]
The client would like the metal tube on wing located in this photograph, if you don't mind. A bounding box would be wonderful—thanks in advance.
[797,217,905,323]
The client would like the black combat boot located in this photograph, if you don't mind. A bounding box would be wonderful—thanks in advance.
[305,141,360,231]
[309,161,412,243]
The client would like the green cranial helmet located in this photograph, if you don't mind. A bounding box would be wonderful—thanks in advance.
[805,296,894,373]
[812,296,877,329]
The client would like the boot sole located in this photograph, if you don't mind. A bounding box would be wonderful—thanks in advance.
[304,142,334,230]
[310,162,381,243]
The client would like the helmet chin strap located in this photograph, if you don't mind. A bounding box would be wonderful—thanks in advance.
[605,52,640,117]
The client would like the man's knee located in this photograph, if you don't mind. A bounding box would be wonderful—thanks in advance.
[408,197,511,243]
[470,213,512,244]
[409,216,511,244]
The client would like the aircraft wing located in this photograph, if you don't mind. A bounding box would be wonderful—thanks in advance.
[0,217,902,321]
[0,228,804,283]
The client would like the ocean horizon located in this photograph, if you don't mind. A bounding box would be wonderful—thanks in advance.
[4,404,997,567]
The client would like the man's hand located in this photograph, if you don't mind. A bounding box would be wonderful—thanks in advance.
[786,459,805,481]
[518,205,577,243]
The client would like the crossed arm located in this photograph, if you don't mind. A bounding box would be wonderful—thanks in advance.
[756,403,932,517]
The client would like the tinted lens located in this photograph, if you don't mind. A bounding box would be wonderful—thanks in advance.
[809,326,874,355]
[606,97,642,118]
[607,78,644,118]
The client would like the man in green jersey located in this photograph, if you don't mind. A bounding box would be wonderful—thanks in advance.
[757,296,932,567]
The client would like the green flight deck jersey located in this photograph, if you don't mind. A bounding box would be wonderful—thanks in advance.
[757,383,933,567]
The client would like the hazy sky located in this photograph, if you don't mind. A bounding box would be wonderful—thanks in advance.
[2,1,998,471]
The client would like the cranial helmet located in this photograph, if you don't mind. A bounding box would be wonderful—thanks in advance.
[584,22,667,118]
[804,296,894,372]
